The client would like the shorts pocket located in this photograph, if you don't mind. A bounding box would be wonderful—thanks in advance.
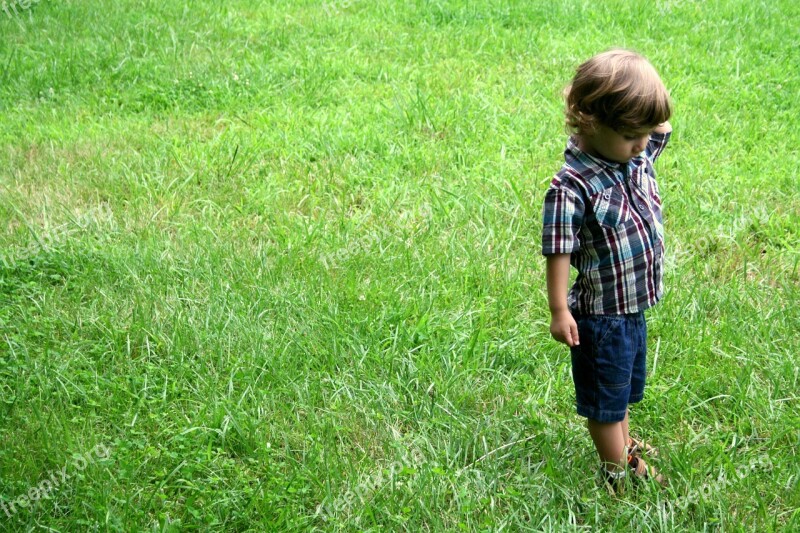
[594,315,625,346]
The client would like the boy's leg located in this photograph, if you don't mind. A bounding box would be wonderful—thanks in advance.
[620,409,630,453]
[570,315,642,477]
[587,419,627,472]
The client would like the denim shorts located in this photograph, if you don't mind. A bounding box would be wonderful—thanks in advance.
[569,312,647,423]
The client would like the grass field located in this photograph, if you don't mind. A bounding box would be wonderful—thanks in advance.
[1,0,799,530]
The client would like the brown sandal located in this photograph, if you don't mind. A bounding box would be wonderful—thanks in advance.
[628,455,667,486]
[627,436,658,458]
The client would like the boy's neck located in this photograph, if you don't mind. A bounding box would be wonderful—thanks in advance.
[574,134,598,158]
[573,133,627,169]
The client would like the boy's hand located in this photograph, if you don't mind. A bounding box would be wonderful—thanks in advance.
[550,309,580,347]
[546,254,579,347]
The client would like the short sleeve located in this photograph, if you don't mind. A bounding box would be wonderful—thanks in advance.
[542,184,584,256]
[645,131,672,164]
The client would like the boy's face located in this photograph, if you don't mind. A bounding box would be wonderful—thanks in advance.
[580,124,653,164]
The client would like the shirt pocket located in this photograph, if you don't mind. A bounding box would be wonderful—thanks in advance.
[589,187,631,228]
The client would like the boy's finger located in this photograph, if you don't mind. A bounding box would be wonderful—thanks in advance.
[562,329,574,347]
[570,323,580,346]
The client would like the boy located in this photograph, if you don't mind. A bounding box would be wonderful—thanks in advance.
[541,49,672,493]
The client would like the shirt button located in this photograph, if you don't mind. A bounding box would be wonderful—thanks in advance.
[639,204,646,210]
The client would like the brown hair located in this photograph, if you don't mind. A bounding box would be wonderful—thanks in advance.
[564,49,672,134]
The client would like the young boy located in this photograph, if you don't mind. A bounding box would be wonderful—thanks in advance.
[541,49,672,492]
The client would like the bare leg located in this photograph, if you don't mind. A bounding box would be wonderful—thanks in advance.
[587,419,627,472]
[621,409,630,452]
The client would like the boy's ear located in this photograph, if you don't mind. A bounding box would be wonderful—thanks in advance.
[577,112,597,136]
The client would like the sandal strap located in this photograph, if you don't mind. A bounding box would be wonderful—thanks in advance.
[627,436,658,457]
[628,455,667,486]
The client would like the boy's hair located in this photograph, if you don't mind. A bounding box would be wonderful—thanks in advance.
[565,49,672,134]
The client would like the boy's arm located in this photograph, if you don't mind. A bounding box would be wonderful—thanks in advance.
[647,121,672,162]
[653,121,672,134]
[546,254,579,347]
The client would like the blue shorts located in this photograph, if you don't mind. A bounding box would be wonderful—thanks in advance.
[569,312,647,423]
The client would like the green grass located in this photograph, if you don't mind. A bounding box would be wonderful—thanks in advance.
[1,0,799,530]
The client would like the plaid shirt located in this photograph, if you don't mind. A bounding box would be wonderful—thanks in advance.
[542,131,671,315]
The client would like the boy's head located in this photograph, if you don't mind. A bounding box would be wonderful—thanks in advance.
[565,49,672,137]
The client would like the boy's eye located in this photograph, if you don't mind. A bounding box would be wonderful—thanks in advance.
[623,132,651,141]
